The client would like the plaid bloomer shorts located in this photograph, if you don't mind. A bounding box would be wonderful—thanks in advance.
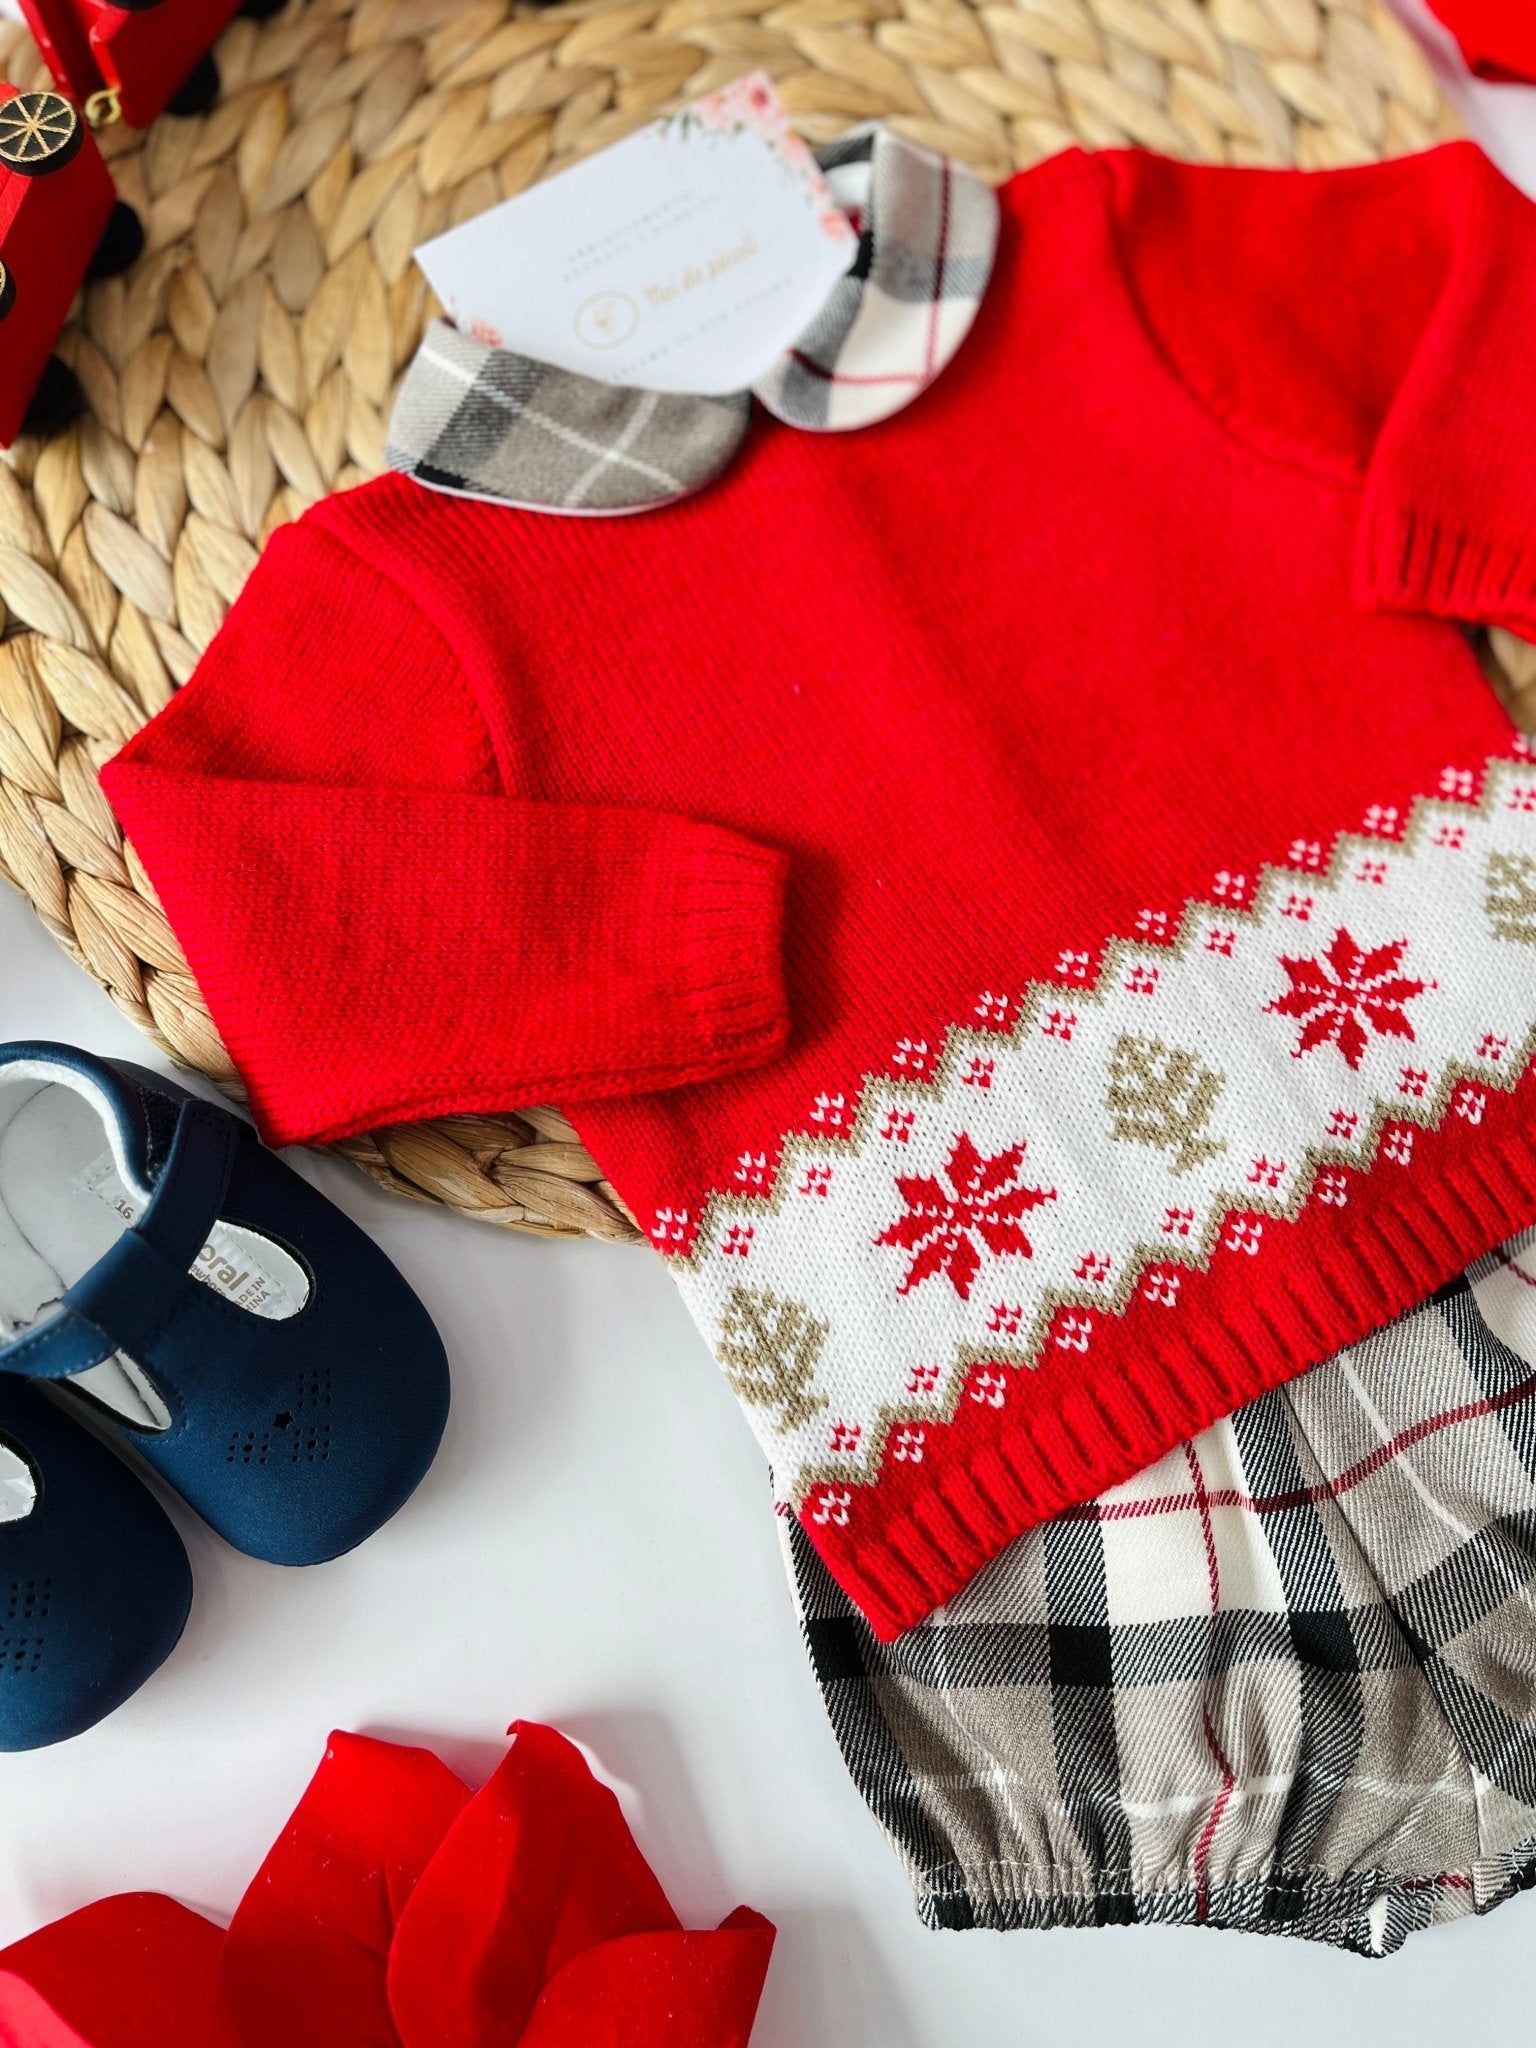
[784,1228,1536,1955]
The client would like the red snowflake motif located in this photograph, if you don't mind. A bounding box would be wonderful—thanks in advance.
[1267,928,1428,1071]
[828,1420,862,1454]
[962,1055,995,1089]
[1432,824,1466,850]
[875,1133,1057,1301]
[906,1362,940,1394]
[1205,927,1236,956]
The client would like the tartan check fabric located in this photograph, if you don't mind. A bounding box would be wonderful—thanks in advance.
[386,126,998,509]
[784,1228,1536,1955]
[385,324,751,513]
[753,125,1000,432]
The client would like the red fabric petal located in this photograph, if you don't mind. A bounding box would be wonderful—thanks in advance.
[516,1913,776,2048]
[0,1895,234,2048]
[387,1723,681,2048]
[0,1974,93,2048]
[222,1732,471,2048]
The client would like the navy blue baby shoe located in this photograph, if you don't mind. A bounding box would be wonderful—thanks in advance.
[0,1377,191,1750]
[0,1043,450,1567]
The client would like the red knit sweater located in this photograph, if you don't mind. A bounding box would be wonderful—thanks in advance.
[105,142,1536,1638]
[1428,1,1536,83]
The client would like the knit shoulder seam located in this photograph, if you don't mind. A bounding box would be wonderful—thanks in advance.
[1083,149,1375,497]
[297,499,503,793]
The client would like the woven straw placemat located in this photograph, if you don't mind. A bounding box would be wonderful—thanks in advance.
[0,0,1522,1241]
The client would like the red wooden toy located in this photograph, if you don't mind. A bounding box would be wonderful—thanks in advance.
[20,0,283,131]
[0,85,140,446]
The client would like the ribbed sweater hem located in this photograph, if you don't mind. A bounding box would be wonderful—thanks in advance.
[821,1056,1536,1640]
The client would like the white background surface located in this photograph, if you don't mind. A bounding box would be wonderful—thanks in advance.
[7,14,1536,2045]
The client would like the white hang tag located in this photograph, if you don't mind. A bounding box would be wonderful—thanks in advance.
[412,73,858,397]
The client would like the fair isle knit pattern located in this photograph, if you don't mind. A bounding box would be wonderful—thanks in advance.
[785,1234,1536,1955]
[670,752,1536,1548]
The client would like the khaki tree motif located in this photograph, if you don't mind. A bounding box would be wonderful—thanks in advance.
[717,1287,830,1431]
[1485,852,1536,944]
[1105,1035,1227,1175]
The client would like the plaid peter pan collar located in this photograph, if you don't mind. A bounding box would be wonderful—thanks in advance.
[385,124,1000,516]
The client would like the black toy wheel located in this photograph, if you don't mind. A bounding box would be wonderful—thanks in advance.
[21,358,84,440]
[240,0,287,17]
[0,92,83,176]
[86,201,146,283]
[165,52,220,118]
[0,260,13,323]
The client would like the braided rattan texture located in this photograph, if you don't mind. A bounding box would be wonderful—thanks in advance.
[0,0,1520,1240]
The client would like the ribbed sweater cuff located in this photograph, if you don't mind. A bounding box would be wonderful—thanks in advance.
[1355,502,1536,639]
[663,829,792,1069]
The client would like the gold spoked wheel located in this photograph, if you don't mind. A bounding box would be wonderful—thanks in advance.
[0,92,83,175]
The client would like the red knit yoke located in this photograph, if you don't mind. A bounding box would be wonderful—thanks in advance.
[105,143,1536,1636]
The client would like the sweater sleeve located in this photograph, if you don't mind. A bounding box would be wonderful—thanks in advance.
[1354,146,1536,637]
[101,521,790,1147]
[1104,141,1536,640]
